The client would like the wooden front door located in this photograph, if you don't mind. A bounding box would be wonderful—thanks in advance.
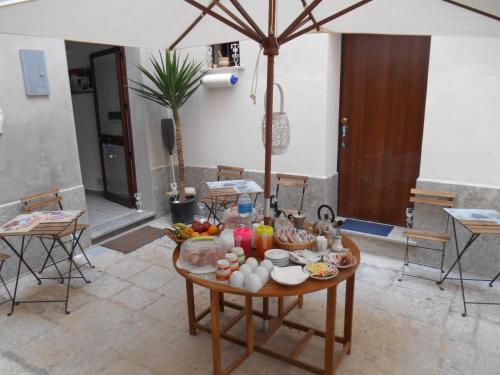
[338,34,430,226]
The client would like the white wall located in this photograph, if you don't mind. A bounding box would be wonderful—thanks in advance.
[420,36,500,187]
[180,33,340,178]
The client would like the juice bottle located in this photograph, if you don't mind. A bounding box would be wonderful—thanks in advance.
[255,225,274,258]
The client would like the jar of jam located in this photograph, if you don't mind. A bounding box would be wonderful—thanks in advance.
[225,253,239,272]
[255,225,274,258]
[216,259,231,281]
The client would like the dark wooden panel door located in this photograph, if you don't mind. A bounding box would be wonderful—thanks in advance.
[338,34,430,226]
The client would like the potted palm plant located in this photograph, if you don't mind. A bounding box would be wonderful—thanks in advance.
[131,51,203,223]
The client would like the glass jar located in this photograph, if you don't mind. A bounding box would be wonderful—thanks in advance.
[225,253,239,272]
[255,225,274,258]
[216,259,231,281]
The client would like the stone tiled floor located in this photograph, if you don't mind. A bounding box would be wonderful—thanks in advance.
[0,217,499,374]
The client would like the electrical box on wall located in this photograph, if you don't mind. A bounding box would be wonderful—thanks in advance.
[19,49,50,96]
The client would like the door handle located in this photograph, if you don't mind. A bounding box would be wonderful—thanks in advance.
[341,117,348,148]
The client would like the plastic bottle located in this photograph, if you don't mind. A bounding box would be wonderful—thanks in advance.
[234,194,253,257]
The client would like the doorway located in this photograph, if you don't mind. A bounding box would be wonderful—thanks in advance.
[66,41,139,238]
[338,34,430,226]
[90,47,137,207]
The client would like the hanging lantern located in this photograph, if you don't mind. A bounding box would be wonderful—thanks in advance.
[261,83,290,155]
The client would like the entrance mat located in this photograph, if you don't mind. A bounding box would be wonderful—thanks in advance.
[341,218,394,237]
[102,226,164,254]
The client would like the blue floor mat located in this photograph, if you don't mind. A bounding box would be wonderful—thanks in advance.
[341,218,394,237]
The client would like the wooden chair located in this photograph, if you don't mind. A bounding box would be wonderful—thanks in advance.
[273,174,309,217]
[399,188,456,283]
[201,165,244,221]
[20,189,93,277]
[0,252,13,307]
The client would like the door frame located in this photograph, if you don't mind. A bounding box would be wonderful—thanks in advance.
[336,34,430,225]
[90,46,137,207]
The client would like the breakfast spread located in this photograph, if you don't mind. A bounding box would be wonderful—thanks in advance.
[305,262,338,280]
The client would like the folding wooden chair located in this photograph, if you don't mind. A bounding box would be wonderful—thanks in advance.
[201,165,244,221]
[273,174,309,217]
[0,253,13,307]
[399,188,456,283]
[20,189,93,279]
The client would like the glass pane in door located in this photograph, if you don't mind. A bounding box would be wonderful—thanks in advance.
[101,143,129,201]
[93,52,123,136]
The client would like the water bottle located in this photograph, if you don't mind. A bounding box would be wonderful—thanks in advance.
[234,194,253,257]
[238,194,253,228]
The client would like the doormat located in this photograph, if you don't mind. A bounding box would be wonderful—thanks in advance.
[341,218,394,237]
[102,226,164,254]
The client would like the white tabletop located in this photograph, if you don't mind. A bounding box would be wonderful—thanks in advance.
[205,179,263,195]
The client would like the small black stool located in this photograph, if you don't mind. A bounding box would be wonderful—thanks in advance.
[0,252,13,308]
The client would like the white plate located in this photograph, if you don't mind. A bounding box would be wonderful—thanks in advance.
[323,253,358,269]
[265,249,289,260]
[303,263,338,280]
[271,266,308,286]
[176,259,217,274]
[289,250,321,265]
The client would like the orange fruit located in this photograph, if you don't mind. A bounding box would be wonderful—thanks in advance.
[201,231,209,236]
[207,225,218,235]
[191,232,201,238]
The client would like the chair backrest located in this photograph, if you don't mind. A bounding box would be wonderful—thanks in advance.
[409,188,456,208]
[216,165,244,181]
[21,188,63,213]
[275,174,309,213]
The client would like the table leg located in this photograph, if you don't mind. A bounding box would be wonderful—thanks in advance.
[186,280,196,335]
[489,271,500,287]
[218,293,225,312]
[277,297,284,318]
[298,294,304,308]
[1,237,41,284]
[210,290,222,375]
[344,275,355,354]
[324,286,337,375]
[262,297,269,332]
[246,296,254,354]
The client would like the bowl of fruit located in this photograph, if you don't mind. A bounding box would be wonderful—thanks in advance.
[165,220,225,245]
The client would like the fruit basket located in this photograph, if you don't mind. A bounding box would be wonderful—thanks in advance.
[165,221,225,245]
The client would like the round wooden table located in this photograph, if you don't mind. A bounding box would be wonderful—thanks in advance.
[173,235,360,375]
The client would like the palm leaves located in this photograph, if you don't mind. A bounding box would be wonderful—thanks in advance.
[130,50,203,202]
[130,50,203,114]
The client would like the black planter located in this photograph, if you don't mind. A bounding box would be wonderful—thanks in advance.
[170,197,195,224]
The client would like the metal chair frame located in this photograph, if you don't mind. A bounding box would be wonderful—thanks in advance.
[399,188,456,285]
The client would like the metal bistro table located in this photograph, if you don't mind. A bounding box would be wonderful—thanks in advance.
[438,208,500,316]
[173,236,359,375]
[0,210,90,315]
[205,179,263,222]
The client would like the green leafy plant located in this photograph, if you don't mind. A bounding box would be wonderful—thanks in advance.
[130,51,203,202]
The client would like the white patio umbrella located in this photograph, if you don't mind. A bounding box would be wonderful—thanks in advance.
[0,0,499,223]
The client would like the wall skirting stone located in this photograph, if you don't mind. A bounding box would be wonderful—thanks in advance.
[184,166,338,220]
[0,185,89,281]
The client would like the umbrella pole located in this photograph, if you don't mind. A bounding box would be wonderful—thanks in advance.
[263,38,279,225]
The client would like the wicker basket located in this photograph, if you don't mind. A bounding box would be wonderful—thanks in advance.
[273,236,315,251]
[165,223,225,245]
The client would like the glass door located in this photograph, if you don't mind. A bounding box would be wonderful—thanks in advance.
[90,47,136,207]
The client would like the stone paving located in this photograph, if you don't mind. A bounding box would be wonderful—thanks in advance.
[0,217,499,374]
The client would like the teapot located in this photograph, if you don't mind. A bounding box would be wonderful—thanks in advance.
[314,205,336,248]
